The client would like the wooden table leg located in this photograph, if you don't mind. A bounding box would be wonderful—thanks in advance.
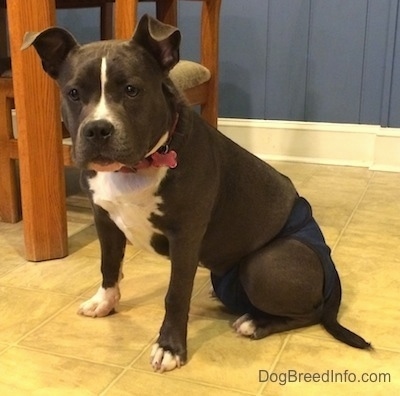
[7,0,68,261]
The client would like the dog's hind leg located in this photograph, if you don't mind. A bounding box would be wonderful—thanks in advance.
[234,238,324,339]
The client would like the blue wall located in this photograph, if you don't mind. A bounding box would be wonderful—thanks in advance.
[57,0,400,127]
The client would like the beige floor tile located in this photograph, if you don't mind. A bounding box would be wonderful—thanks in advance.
[190,279,237,320]
[73,234,142,261]
[20,302,164,367]
[297,291,398,351]
[0,254,101,296]
[261,335,399,395]
[337,293,398,351]
[0,347,122,395]
[106,369,254,396]
[333,244,400,300]
[311,164,373,180]
[0,286,74,343]
[66,224,98,255]
[82,251,210,309]
[311,205,351,247]
[67,218,93,239]
[268,161,320,186]
[133,315,288,393]
[344,210,400,245]
[0,221,25,258]
[350,180,400,225]
[299,185,363,211]
[333,216,400,299]
[1,162,399,395]
[372,170,400,185]
[297,167,371,209]
[0,250,26,278]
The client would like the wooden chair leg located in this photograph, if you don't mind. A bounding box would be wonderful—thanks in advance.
[114,0,138,39]
[0,78,21,223]
[8,0,68,261]
[100,2,114,40]
[199,0,221,128]
[200,95,218,129]
[155,0,177,26]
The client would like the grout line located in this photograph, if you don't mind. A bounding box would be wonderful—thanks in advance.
[256,334,292,396]
[7,343,126,370]
[191,274,212,300]
[0,277,102,300]
[0,343,12,359]
[121,366,258,396]
[99,366,135,396]
[100,335,159,396]
[0,263,26,280]
[13,296,82,346]
[331,171,375,252]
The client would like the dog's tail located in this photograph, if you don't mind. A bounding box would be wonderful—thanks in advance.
[321,272,371,350]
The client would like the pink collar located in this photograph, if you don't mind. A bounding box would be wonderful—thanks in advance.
[118,114,179,173]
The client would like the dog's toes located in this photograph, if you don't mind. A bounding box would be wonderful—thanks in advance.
[232,313,251,330]
[78,300,113,317]
[238,320,256,336]
[233,314,256,337]
[77,286,120,318]
[150,343,182,373]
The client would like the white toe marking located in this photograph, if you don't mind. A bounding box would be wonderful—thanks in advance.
[150,343,180,373]
[232,313,251,330]
[150,343,160,361]
[78,286,120,317]
[160,351,178,373]
[238,320,256,336]
[233,314,256,337]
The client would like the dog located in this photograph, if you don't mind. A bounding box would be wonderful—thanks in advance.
[23,14,370,372]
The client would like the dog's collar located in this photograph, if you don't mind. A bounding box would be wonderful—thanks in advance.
[118,113,179,173]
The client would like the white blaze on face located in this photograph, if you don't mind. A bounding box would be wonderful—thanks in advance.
[82,56,124,172]
[93,56,112,120]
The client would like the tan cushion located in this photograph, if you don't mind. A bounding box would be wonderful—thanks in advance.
[0,69,11,78]
[170,60,211,91]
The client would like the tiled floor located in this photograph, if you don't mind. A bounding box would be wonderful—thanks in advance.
[0,161,399,395]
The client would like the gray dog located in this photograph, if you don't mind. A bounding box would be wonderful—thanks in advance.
[23,14,370,372]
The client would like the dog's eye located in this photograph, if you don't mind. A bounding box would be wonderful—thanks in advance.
[125,85,140,98]
[68,88,80,101]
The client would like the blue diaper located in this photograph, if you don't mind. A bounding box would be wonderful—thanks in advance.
[211,196,337,316]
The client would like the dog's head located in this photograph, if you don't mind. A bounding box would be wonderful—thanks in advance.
[23,15,181,171]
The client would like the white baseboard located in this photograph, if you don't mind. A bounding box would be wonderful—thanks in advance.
[218,118,400,172]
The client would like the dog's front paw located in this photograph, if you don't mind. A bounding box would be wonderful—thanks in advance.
[78,286,120,317]
[150,343,183,373]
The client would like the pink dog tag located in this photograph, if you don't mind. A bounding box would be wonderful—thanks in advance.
[151,150,178,168]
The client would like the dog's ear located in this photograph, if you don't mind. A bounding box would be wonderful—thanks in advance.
[132,14,181,72]
[22,27,79,79]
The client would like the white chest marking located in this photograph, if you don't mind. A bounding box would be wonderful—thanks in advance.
[89,168,168,252]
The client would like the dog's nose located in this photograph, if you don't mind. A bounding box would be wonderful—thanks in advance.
[82,120,115,142]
